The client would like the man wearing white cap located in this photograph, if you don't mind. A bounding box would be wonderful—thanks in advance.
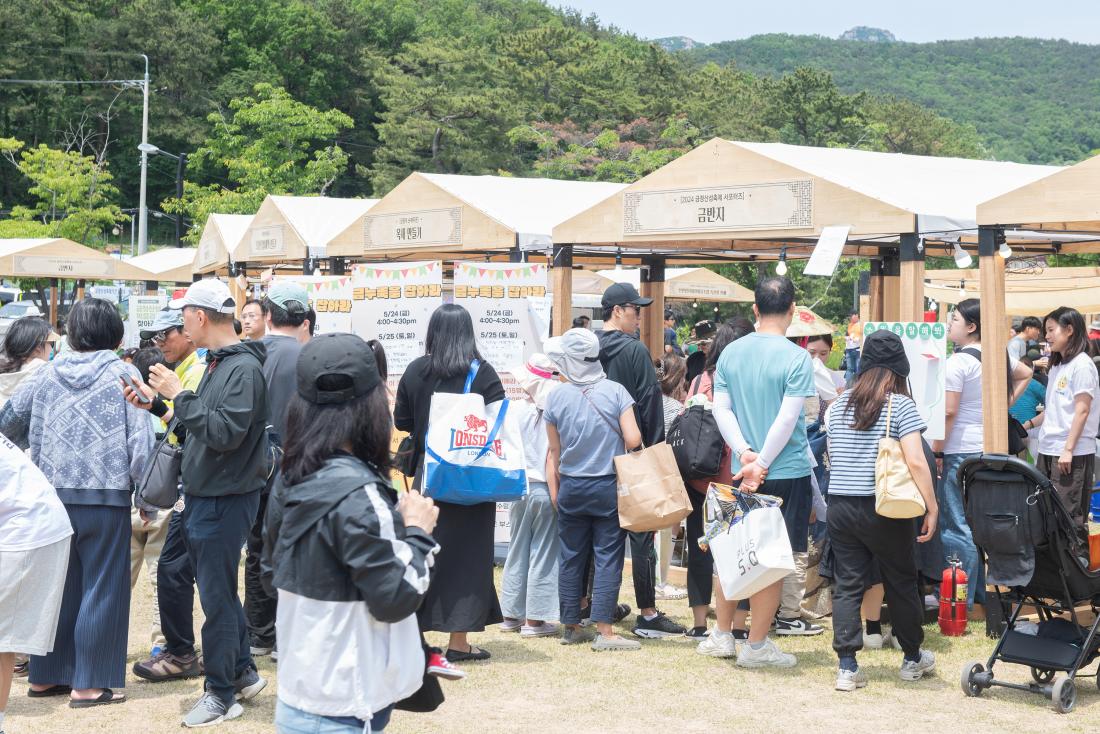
[125,279,270,727]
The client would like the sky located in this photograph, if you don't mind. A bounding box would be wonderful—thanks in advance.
[553,0,1100,44]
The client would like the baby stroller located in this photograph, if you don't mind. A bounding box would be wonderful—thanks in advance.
[958,454,1100,713]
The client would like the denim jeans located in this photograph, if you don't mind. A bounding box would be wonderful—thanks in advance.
[843,348,861,386]
[557,474,626,625]
[500,482,560,621]
[938,452,984,607]
[276,700,393,733]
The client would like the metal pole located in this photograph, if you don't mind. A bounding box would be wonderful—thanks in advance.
[130,212,136,256]
[175,153,187,247]
[137,54,150,254]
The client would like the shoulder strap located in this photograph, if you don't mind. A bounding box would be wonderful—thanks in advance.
[883,394,893,435]
[957,347,1014,405]
[580,386,631,444]
[463,359,481,394]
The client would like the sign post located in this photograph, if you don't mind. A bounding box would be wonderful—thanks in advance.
[862,321,948,441]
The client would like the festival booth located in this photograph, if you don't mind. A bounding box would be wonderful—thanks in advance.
[552,138,1060,363]
[924,266,1100,316]
[594,267,755,304]
[976,152,1100,452]
[123,247,197,288]
[193,213,253,276]
[0,238,156,326]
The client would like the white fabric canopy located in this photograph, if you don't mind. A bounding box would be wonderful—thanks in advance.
[593,267,754,303]
[123,247,196,282]
[267,196,379,256]
[734,141,1060,235]
[419,174,625,247]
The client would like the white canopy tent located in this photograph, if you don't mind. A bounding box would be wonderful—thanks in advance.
[594,267,754,303]
[194,213,252,275]
[123,247,197,284]
[241,195,379,264]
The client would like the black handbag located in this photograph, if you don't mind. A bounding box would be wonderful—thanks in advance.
[394,434,418,477]
[137,419,183,510]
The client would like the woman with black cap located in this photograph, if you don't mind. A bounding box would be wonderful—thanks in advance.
[823,329,938,693]
[264,333,440,733]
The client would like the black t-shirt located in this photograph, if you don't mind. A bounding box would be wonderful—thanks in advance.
[261,333,302,440]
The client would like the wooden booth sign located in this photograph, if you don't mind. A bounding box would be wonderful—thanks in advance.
[13,255,118,278]
[622,180,814,235]
[364,207,462,249]
[249,225,285,258]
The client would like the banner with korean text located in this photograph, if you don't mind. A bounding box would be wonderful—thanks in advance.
[453,262,549,374]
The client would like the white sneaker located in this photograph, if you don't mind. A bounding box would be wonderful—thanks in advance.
[899,649,936,681]
[696,631,736,658]
[520,622,561,638]
[655,583,688,601]
[864,630,903,650]
[835,667,868,692]
[736,638,797,668]
[499,619,523,633]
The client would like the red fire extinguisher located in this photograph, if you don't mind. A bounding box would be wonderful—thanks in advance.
[938,555,968,636]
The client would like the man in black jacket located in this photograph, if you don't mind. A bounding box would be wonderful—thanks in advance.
[598,283,687,639]
[145,279,271,728]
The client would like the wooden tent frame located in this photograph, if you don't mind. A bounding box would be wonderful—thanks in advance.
[974,153,1100,452]
[551,138,1057,361]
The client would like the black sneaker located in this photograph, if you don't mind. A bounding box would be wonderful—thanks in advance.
[612,603,632,623]
[775,617,824,636]
[632,612,688,639]
[731,628,749,641]
[684,626,709,639]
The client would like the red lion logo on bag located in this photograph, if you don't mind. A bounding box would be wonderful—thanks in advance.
[448,413,504,458]
[464,414,487,432]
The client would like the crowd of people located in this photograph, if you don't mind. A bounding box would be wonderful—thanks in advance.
[1,272,1098,733]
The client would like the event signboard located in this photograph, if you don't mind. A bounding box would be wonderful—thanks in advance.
[364,207,462,249]
[453,262,549,374]
[622,180,813,235]
[862,321,948,441]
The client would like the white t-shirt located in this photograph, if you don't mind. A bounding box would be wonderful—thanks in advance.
[943,344,1019,455]
[1038,352,1100,457]
[0,434,73,552]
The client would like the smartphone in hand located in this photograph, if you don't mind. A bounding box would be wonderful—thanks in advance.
[124,374,153,404]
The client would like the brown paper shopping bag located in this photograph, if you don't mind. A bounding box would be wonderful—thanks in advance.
[614,442,692,532]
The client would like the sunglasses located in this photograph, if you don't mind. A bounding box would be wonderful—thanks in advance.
[151,329,174,345]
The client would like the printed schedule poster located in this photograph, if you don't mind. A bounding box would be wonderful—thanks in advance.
[350,261,443,376]
[126,295,166,348]
[453,262,548,372]
[863,321,947,441]
[287,276,354,335]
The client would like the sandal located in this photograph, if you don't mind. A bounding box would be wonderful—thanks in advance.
[69,689,126,708]
[27,684,71,698]
[445,646,491,663]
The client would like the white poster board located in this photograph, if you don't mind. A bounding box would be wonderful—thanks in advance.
[279,263,443,380]
[126,295,166,348]
[494,502,512,544]
[804,225,850,277]
[862,321,947,441]
[453,262,548,372]
[349,262,443,376]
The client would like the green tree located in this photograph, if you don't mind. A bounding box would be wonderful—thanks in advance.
[863,97,986,158]
[765,67,870,148]
[1,137,123,243]
[370,37,521,192]
[164,84,353,236]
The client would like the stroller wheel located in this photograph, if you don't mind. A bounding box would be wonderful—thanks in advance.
[1031,667,1055,684]
[1051,675,1076,714]
[960,659,985,697]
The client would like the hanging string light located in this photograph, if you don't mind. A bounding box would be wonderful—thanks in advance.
[776,246,788,276]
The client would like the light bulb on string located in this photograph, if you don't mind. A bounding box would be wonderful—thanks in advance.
[692,300,698,308]
[776,246,788,276]
[615,248,623,271]
[998,241,1013,258]
[952,241,972,269]
[958,280,967,298]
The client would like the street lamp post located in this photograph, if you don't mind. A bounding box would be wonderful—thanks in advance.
[137,54,150,254]
[138,142,188,248]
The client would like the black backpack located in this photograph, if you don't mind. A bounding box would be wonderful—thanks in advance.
[668,375,726,479]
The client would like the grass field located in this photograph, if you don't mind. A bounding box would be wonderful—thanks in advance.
[6,567,1099,734]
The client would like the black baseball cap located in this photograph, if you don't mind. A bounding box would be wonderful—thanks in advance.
[296,333,382,405]
[601,282,653,309]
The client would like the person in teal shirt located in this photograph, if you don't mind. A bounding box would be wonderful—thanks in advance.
[711,276,820,668]
[1009,376,1046,424]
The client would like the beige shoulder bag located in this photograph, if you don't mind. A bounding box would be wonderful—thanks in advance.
[874,395,927,519]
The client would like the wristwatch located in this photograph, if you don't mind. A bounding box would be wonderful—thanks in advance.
[736,446,754,461]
